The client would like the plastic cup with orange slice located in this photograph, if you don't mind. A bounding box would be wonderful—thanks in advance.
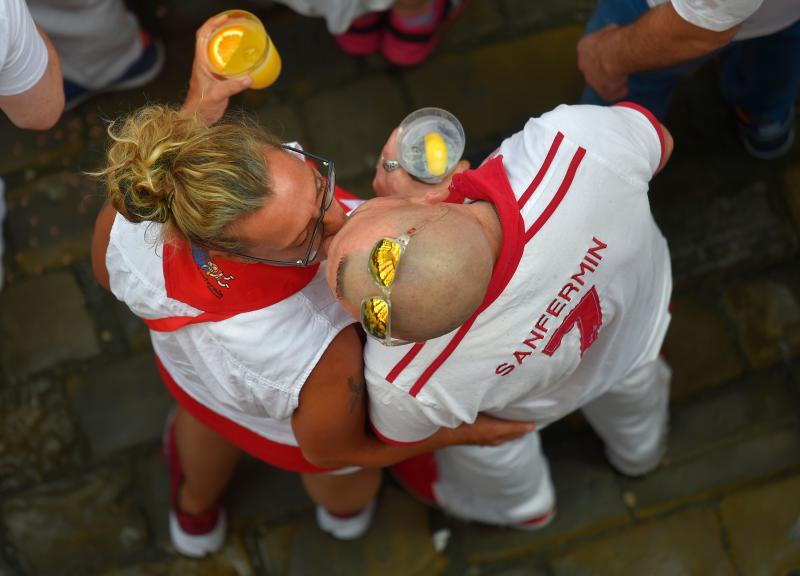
[206,10,281,89]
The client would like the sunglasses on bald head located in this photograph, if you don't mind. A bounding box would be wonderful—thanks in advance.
[360,205,450,345]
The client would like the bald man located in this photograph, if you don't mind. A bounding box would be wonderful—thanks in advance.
[326,103,674,527]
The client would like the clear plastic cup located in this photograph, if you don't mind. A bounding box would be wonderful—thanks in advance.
[396,107,466,184]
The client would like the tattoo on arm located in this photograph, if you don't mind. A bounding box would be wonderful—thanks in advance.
[347,373,365,413]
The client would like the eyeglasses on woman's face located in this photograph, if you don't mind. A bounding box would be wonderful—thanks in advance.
[228,145,336,267]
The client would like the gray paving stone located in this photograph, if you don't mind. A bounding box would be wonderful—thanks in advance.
[719,473,800,576]
[499,0,595,33]
[1,271,100,379]
[253,102,306,144]
[102,534,254,576]
[723,280,800,370]
[265,7,360,99]
[404,27,583,152]
[0,113,87,176]
[622,425,800,516]
[662,293,744,401]
[2,467,148,576]
[68,353,171,459]
[659,179,798,282]
[5,170,104,276]
[441,0,505,50]
[667,368,799,465]
[256,486,439,576]
[303,75,407,181]
[133,451,171,549]
[227,459,313,524]
[456,445,629,566]
[549,507,736,576]
[0,378,82,492]
[786,163,800,230]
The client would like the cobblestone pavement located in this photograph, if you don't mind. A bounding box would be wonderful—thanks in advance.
[1,1,799,575]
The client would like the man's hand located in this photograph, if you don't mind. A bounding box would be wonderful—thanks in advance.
[373,128,470,198]
[447,414,534,447]
[181,14,253,126]
[577,24,629,101]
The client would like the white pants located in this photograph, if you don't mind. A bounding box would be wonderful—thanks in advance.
[27,0,141,88]
[403,357,671,525]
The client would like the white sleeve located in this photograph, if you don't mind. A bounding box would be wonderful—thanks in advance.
[538,103,665,185]
[670,0,763,31]
[367,380,443,445]
[0,0,49,96]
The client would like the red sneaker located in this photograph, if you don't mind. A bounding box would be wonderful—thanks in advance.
[382,0,465,67]
[163,414,227,557]
[335,11,385,56]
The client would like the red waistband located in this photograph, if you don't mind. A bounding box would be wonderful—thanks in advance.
[154,355,333,474]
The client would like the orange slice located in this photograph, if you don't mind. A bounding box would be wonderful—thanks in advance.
[208,27,245,71]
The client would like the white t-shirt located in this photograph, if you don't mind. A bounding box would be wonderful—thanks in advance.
[647,0,800,40]
[0,0,48,96]
[365,104,672,444]
[106,215,354,448]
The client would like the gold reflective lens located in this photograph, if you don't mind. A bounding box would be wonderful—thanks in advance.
[368,238,403,288]
[361,297,390,339]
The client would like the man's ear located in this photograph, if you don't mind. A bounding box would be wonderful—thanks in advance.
[422,183,450,204]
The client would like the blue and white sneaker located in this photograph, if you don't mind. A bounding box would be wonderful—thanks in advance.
[64,30,165,111]
[736,106,795,160]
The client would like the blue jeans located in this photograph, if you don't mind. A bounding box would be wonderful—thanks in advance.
[580,0,800,124]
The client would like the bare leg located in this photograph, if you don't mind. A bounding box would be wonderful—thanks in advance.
[175,405,241,515]
[301,468,382,515]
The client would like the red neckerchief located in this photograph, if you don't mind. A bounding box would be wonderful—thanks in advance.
[145,187,358,332]
[386,156,526,387]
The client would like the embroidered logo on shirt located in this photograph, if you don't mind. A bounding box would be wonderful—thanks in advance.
[192,246,235,295]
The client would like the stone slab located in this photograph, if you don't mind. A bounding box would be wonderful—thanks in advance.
[441,0,505,50]
[102,534,254,576]
[719,473,800,576]
[404,27,583,153]
[1,271,100,379]
[227,458,314,524]
[0,378,82,493]
[302,75,407,181]
[622,425,800,516]
[5,169,104,275]
[0,113,86,176]
[550,507,736,576]
[786,163,800,230]
[256,486,438,576]
[457,441,630,566]
[68,352,171,458]
[2,467,148,576]
[499,0,595,33]
[253,102,306,145]
[723,280,800,370]
[666,367,798,465]
[653,174,797,283]
[662,293,744,401]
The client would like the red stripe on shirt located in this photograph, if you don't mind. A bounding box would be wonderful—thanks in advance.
[370,420,427,446]
[614,102,665,172]
[155,355,334,474]
[387,341,426,383]
[517,132,564,209]
[406,146,586,398]
[525,147,586,242]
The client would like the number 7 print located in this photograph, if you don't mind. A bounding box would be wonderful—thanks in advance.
[542,287,602,358]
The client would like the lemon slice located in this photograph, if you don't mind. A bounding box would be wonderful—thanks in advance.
[208,27,245,71]
[424,131,449,177]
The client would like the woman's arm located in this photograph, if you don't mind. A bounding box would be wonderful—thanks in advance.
[180,14,252,126]
[292,325,534,469]
[91,201,117,291]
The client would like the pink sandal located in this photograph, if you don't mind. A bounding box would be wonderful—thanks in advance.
[335,11,386,56]
[382,0,465,67]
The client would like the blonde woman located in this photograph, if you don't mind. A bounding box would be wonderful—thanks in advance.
[90,15,531,557]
